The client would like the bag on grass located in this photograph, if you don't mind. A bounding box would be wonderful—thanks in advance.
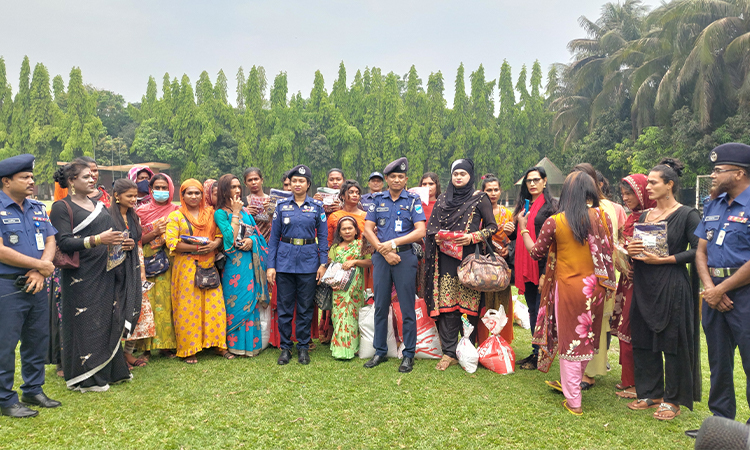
[513,296,531,329]
[393,297,443,360]
[358,304,398,359]
[259,304,271,350]
[456,314,479,373]
[478,308,515,374]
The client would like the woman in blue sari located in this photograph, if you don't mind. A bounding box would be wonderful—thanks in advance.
[214,174,269,357]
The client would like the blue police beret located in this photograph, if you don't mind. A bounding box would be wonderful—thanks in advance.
[288,164,312,182]
[368,171,384,181]
[0,154,35,179]
[384,157,408,175]
[710,143,750,167]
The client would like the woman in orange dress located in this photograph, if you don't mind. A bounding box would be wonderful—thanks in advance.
[518,171,615,415]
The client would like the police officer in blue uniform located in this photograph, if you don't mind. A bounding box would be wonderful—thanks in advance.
[0,154,61,418]
[360,172,384,212]
[267,165,328,366]
[363,157,426,373]
[691,143,750,437]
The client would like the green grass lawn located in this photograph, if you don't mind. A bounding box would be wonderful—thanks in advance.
[1,301,745,449]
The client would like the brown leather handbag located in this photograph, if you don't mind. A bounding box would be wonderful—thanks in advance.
[52,200,80,269]
[457,236,511,292]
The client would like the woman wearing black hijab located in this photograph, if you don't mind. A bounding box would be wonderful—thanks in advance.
[424,159,498,370]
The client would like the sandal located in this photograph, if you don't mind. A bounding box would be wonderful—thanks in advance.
[653,403,680,420]
[616,383,634,391]
[580,375,595,390]
[520,355,538,370]
[563,400,583,416]
[215,350,236,360]
[545,380,564,393]
[627,398,662,410]
[435,355,458,371]
[183,356,198,364]
[615,388,637,399]
[159,349,177,359]
[125,353,147,368]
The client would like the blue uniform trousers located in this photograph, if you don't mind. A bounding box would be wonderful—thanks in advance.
[704,279,750,422]
[276,272,317,350]
[0,277,48,407]
[372,249,418,358]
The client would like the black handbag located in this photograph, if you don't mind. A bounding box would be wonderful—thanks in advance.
[144,248,169,277]
[181,212,220,290]
[314,283,333,311]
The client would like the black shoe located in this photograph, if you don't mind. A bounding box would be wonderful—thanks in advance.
[684,429,698,439]
[579,381,595,391]
[20,393,61,409]
[298,348,310,365]
[277,349,292,365]
[519,354,538,370]
[364,355,388,368]
[398,357,414,373]
[1,402,38,418]
[517,353,535,365]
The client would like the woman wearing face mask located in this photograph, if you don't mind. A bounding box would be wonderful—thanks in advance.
[50,160,133,391]
[127,166,154,210]
[424,159,498,371]
[420,173,441,221]
[110,179,154,369]
[136,174,179,358]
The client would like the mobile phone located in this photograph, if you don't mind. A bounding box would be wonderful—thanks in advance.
[14,276,29,288]
[524,199,530,214]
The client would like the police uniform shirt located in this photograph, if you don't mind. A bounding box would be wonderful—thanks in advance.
[268,196,328,273]
[0,192,57,276]
[360,192,378,212]
[695,185,750,268]
[365,190,426,243]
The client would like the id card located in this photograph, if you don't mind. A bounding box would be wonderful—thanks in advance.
[716,229,726,246]
[35,232,45,251]
[394,220,403,232]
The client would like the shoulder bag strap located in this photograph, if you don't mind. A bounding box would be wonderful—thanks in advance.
[180,212,194,235]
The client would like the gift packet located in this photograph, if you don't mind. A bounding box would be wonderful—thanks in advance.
[633,221,668,258]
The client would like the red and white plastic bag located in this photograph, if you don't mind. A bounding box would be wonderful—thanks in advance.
[456,314,479,373]
[478,307,515,374]
[394,297,443,359]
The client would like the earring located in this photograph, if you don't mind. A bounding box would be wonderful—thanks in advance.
[115,197,120,204]
[70,186,75,195]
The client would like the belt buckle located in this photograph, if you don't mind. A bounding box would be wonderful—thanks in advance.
[293,238,304,246]
[711,268,723,277]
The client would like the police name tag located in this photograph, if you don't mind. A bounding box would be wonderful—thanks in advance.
[281,205,294,211]
[704,215,720,222]
[35,232,45,250]
[2,218,20,224]
[376,207,389,212]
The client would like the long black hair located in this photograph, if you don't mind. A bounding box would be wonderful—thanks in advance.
[514,166,555,216]
[338,180,362,202]
[215,173,240,212]
[572,163,605,200]
[109,178,142,240]
[558,171,600,245]
[596,170,612,199]
[53,160,90,189]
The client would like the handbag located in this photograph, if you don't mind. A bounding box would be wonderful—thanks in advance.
[144,247,169,277]
[52,200,80,269]
[314,283,333,311]
[321,262,354,291]
[457,236,511,292]
[181,212,220,290]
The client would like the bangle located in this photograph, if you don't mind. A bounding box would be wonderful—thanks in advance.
[84,237,91,249]
[520,230,530,236]
[95,234,102,246]
[196,245,200,252]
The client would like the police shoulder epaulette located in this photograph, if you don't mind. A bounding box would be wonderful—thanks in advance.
[278,197,292,204]
[312,199,323,206]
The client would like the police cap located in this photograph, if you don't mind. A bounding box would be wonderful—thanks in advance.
[0,154,35,179]
[384,157,408,175]
[368,171,384,181]
[709,143,750,167]
[288,164,312,183]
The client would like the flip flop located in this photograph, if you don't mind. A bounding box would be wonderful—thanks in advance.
[580,381,595,391]
[654,403,680,421]
[183,356,198,364]
[627,398,662,410]
[563,400,583,416]
[545,380,564,393]
[615,389,637,399]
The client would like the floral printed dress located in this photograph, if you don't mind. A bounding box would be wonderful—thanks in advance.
[329,239,370,359]
[530,209,616,372]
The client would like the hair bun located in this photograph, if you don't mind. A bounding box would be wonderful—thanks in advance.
[483,173,496,179]
[659,158,684,177]
[53,167,68,188]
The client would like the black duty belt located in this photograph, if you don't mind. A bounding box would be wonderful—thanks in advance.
[0,273,23,280]
[709,267,741,278]
[280,237,316,246]
[394,245,412,253]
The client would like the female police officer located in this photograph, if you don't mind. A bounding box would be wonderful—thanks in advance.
[267,165,328,365]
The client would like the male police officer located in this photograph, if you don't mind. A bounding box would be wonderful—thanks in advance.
[363,157,426,373]
[691,143,750,437]
[0,154,60,418]
[360,172,384,212]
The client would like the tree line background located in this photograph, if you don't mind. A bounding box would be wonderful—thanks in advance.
[0,0,749,199]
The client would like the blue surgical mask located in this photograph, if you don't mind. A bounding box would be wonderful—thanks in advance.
[152,190,170,202]
[136,180,150,195]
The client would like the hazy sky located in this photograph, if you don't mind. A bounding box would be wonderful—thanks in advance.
[2,0,661,106]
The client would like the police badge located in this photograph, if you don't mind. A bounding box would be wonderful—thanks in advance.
[706,229,715,241]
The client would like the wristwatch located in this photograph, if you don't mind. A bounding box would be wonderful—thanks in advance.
[391,240,397,250]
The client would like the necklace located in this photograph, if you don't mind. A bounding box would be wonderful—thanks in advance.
[646,202,680,223]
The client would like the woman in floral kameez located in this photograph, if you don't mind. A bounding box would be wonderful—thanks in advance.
[165,179,231,364]
[328,216,372,359]
[519,171,616,415]
[214,174,269,357]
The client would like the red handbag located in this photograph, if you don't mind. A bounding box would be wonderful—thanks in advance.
[52,200,80,269]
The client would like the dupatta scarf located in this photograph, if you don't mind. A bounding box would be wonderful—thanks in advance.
[514,194,545,291]
[178,179,218,263]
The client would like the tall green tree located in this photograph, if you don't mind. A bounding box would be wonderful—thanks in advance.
[60,67,103,160]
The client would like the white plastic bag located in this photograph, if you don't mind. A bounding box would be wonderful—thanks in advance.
[513,297,531,330]
[359,304,398,359]
[478,307,515,374]
[456,314,479,373]
[259,305,271,350]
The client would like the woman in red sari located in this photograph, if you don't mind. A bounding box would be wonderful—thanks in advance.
[611,174,655,398]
